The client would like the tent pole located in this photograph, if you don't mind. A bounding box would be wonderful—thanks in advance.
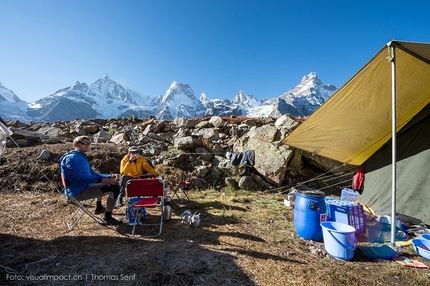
[389,42,397,246]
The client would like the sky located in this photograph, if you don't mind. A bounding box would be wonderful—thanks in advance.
[1,0,429,103]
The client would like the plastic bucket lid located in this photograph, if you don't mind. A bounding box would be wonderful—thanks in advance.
[298,190,325,197]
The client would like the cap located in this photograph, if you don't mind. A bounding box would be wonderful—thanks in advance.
[128,146,140,153]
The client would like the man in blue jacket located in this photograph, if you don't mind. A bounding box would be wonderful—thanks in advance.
[60,136,122,225]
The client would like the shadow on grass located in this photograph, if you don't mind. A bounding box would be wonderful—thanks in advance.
[1,196,306,286]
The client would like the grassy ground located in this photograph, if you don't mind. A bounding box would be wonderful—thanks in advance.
[1,187,430,286]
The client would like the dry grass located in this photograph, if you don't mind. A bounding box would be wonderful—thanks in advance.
[1,142,429,285]
[1,187,430,286]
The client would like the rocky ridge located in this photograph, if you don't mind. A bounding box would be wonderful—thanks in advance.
[0,115,354,194]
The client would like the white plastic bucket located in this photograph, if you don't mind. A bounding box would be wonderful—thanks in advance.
[321,221,358,260]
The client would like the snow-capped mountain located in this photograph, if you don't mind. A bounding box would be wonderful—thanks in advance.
[156,81,206,120]
[277,72,337,116]
[0,82,29,122]
[25,74,156,122]
[0,72,337,122]
[0,82,22,103]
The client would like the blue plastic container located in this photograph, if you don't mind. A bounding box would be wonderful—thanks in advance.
[412,239,430,260]
[294,190,326,241]
[420,234,430,240]
[321,221,358,260]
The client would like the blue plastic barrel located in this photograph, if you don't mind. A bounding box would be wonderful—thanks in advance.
[294,190,326,241]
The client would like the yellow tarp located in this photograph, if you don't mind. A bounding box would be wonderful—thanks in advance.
[282,41,430,166]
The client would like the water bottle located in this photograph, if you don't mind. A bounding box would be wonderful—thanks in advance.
[164,196,172,221]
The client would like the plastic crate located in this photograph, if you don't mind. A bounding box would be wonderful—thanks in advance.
[326,199,365,233]
[340,188,359,202]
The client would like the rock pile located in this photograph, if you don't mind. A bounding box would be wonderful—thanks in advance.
[1,115,353,193]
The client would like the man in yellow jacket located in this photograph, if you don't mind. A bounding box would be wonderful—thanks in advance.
[116,146,159,207]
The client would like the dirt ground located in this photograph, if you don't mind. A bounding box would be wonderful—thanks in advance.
[1,143,430,285]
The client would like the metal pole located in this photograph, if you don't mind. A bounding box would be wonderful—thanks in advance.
[389,42,397,246]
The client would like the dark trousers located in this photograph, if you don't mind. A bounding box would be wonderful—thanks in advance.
[119,175,134,199]
[71,183,120,212]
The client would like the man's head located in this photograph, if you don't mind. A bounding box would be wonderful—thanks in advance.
[128,146,140,159]
[73,136,91,152]
[128,146,140,154]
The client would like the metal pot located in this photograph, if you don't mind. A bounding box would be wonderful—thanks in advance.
[190,213,201,227]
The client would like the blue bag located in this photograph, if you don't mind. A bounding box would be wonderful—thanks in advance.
[127,197,147,225]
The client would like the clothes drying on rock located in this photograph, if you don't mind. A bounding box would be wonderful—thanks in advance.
[228,150,255,166]
[227,150,255,176]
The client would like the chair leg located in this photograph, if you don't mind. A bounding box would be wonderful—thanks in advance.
[171,186,180,200]
[131,208,138,238]
[183,187,191,201]
[133,204,164,238]
[178,187,192,206]
[66,198,103,229]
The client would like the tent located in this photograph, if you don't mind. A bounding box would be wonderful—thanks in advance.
[282,40,430,241]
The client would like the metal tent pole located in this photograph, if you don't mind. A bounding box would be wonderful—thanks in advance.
[388,41,397,246]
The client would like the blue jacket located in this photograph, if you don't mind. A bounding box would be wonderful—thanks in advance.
[60,150,111,197]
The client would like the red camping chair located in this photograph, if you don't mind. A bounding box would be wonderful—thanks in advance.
[171,181,192,206]
[61,173,103,229]
[170,173,194,206]
[125,178,165,238]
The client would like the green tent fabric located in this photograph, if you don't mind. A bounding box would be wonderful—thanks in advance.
[282,40,430,224]
[362,102,430,223]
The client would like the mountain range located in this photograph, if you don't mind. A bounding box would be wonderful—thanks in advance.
[0,72,337,122]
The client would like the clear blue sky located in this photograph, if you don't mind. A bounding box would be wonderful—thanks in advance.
[1,0,429,103]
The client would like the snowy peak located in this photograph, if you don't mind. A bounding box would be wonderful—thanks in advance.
[232,91,259,107]
[289,72,324,97]
[0,82,22,103]
[88,75,139,104]
[282,72,336,101]
[159,81,205,119]
[276,72,337,116]
[163,82,195,102]
[301,72,322,85]
[200,92,209,105]
[0,82,29,122]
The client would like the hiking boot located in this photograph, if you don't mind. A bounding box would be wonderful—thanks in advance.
[94,206,106,214]
[100,217,123,225]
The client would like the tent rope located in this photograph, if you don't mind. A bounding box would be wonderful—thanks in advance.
[317,178,353,191]
[6,135,63,194]
[278,164,349,193]
[266,163,352,194]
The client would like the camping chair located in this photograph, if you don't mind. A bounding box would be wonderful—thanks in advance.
[170,173,193,206]
[61,174,103,229]
[171,181,193,206]
[125,178,165,238]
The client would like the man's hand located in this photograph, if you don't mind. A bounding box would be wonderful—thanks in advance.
[129,153,139,161]
[101,177,116,186]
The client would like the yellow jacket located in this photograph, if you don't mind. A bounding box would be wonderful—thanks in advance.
[120,154,158,178]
